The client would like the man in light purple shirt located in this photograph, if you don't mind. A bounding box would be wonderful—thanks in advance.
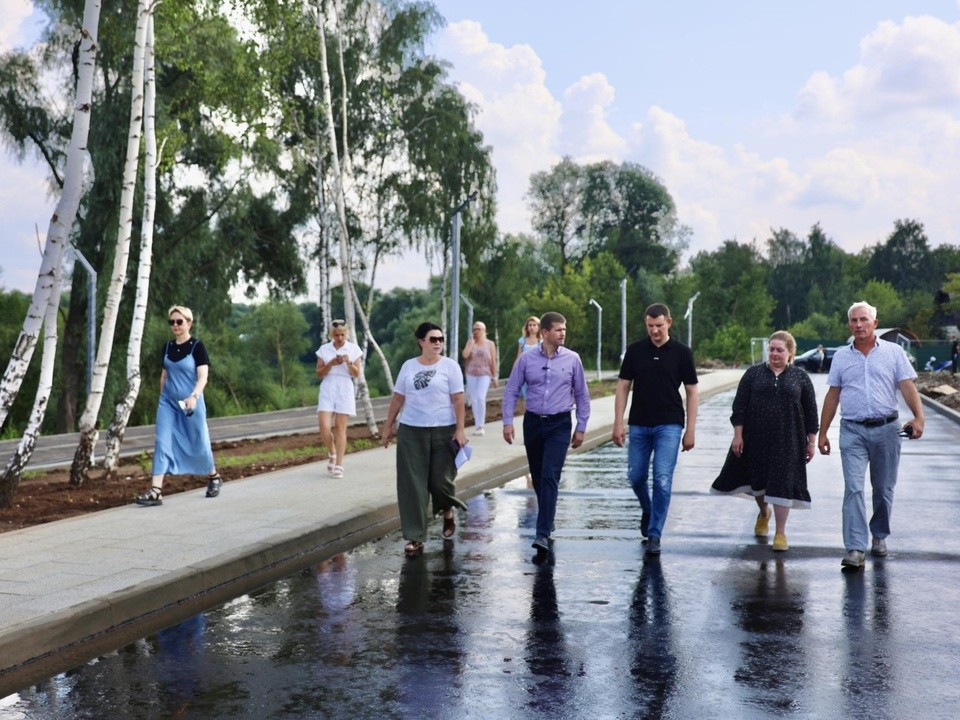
[503,311,591,555]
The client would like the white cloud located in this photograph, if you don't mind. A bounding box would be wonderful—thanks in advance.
[436,14,960,268]
[796,15,960,123]
[437,21,562,234]
[0,0,34,51]
[560,73,628,162]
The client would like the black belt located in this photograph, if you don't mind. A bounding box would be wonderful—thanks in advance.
[847,414,898,427]
[528,411,570,421]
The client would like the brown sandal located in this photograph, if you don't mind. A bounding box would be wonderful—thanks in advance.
[442,513,456,539]
[404,541,423,556]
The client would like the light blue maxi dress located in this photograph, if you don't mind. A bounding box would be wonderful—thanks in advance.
[151,341,215,476]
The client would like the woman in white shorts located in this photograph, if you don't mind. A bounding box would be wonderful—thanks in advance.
[315,320,363,478]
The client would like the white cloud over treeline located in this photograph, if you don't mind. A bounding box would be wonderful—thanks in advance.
[436,15,960,259]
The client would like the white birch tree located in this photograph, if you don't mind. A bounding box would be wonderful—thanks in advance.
[0,256,65,507]
[71,0,151,485]
[104,12,158,475]
[314,0,377,433]
[0,0,103,431]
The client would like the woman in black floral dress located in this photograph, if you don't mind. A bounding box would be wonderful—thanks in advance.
[711,331,819,552]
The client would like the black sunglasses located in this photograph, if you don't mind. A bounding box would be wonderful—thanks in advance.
[168,318,186,326]
[331,319,346,328]
[425,335,445,343]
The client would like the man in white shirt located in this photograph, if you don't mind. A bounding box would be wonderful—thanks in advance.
[817,301,925,570]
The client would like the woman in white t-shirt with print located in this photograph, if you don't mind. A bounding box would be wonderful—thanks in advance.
[381,322,468,556]
[315,320,363,479]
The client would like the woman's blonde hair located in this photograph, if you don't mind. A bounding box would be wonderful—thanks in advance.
[523,315,541,339]
[168,305,193,323]
[769,330,797,363]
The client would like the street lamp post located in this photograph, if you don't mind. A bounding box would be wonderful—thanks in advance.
[70,245,97,397]
[449,191,478,358]
[684,291,701,349]
[460,294,474,342]
[589,298,602,381]
[620,277,627,361]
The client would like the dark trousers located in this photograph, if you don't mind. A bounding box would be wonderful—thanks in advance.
[523,412,572,539]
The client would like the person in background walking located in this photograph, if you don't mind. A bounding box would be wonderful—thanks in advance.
[502,312,591,556]
[818,301,925,570]
[462,321,498,436]
[711,331,819,552]
[381,322,468,556]
[815,344,826,373]
[136,305,222,506]
[315,319,363,479]
[515,315,541,400]
[515,316,542,362]
[952,335,959,374]
[612,303,698,556]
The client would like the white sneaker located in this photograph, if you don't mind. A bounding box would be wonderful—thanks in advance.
[473,427,485,436]
[331,465,344,479]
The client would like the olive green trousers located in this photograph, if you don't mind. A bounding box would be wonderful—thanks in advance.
[396,423,467,542]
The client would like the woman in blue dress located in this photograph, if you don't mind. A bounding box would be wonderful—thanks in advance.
[136,305,222,506]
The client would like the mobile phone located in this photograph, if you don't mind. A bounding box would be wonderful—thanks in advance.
[898,425,913,438]
[449,439,461,452]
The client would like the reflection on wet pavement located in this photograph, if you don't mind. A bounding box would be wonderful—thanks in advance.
[4,380,960,719]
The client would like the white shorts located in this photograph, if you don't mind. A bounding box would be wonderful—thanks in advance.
[317,376,357,416]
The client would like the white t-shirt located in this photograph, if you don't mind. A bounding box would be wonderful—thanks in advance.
[316,340,363,380]
[394,356,464,427]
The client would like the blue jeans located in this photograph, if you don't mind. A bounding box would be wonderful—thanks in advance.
[839,420,901,552]
[628,424,683,539]
[523,412,572,539]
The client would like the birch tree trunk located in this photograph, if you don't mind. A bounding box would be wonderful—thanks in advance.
[104,12,157,475]
[0,0,102,431]
[0,258,65,507]
[71,0,150,485]
[315,0,377,433]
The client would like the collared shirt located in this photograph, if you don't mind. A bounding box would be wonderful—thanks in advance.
[618,336,697,427]
[827,337,917,420]
[502,345,591,432]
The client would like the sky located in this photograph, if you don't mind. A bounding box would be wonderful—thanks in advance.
[2,1,960,295]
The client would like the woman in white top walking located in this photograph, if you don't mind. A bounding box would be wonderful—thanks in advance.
[315,320,363,478]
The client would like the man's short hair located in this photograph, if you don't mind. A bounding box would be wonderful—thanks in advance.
[847,301,877,320]
[645,303,671,319]
[539,312,566,331]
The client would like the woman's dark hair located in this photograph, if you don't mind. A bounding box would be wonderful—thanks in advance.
[414,322,442,340]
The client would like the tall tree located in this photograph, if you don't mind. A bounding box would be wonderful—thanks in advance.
[104,13,158,474]
[71,0,152,485]
[867,218,935,295]
[527,156,584,272]
[0,0,103,432]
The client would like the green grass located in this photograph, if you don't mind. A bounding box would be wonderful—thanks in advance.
[215,437,378,469]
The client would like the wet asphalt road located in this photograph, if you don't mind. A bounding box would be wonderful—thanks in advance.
[3,375,959,719]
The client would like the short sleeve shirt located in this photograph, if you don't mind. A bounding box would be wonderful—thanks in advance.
[827,338,917,420]
[394,356,464,427]
[618,337,698,426]
[164,338,210,367]
[316,340,363,379]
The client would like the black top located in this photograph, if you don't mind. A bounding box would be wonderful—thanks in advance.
[163,338,210,367]
[618,336,698,426]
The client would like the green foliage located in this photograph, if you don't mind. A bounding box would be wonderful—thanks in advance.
[856,279,905,327]
[699,323,751,364]
[788,312,847,344]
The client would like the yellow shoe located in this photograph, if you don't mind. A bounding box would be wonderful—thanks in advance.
[754,507,771,536]
[772,532,788,552]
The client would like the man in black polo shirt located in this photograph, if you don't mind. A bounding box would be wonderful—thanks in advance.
[612,303,699,556]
